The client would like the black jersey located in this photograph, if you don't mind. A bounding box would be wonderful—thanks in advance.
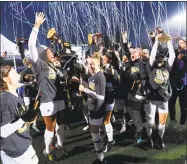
[0,92,32,157]
[86,71,106,119]
[146,61,172,101]
[32,58,64,103]
[102,64,119,104]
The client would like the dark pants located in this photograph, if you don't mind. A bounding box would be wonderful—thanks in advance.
[169,87,187,125]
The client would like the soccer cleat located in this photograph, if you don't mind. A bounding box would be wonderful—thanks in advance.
[148,137,154,149]
[120,125,127,133]
[103,140,115,152]
[43,150,56,161]
[158,137,165,149]
[55,143,69,156]
[136,132,142,144]
[83,125,89,131]
[137,137,142,144]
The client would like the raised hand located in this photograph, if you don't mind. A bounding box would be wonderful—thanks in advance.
[34,12,46,29]
[1,51,7,58]
[155,34,162,41]
[122,32,128,43]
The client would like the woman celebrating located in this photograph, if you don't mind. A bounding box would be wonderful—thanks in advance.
[125,48,147,143]
[145,34,175,149]
[0,66,38,164]
[28,12,67,161]
[79,52,107,164]
[101,52,119,152]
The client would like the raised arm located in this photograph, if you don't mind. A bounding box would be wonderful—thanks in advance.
[28,12,46,63]
[167,40,176,67]
[149,39,159,66]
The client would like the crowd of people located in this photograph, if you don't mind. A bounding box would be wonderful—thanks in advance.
[0,12,186,164]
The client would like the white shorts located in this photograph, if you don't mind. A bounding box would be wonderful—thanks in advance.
[23,97,30,106]
[115,99,126,112]
[40,100,65,116]
[105,103,115,112]
[1,145,38,164]
[145,100,168,114]
[89,117,103,126]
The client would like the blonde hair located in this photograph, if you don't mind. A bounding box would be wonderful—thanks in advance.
[134,48,144,58]
[92,52,101,61]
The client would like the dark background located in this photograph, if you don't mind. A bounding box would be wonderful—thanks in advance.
[0,2,186,50]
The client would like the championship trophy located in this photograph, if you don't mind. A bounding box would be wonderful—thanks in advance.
[47,28,63,49]
[88,33,103,45]
[156,27,171,42]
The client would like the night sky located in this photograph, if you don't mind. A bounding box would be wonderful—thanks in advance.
[0,2,186,50]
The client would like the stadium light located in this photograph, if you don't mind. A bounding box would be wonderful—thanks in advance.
[172,12,186,22]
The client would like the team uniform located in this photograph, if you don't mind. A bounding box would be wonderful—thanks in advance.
[126,58,147,143]
[84,71,106,162]
[145,40,175,148]
[29,27,66,156]
[0,92,38,164]
[102,64,119,152]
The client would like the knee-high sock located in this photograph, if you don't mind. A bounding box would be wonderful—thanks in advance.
[118,110,126,126]
[44,130,54,154]
[111,114,116,123]
[158,124,166,138]
[105,123,113,142]
[127,108,135,123]
[146,123,153,137]
[55,124,64,147]
[122,112,127,126]
[91,133,104,161]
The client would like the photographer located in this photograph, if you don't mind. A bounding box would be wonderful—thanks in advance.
[20,57,40,132]
[145,34,175,149]
[0,66,38,164]
[28,12,67,161]
[169,37,187,131]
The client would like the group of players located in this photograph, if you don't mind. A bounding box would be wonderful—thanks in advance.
[0,12,186,164]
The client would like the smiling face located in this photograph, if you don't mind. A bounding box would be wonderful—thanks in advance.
[131,49,140,61]
[1,67,21,91]
[178,40,187,50]
[102,55,109,67]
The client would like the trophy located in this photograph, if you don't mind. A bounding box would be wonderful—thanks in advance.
[121,31,128,43]
[156,27,171,42]
[47,28,63,49]
[157,33,171,42]
[88,33,103,45]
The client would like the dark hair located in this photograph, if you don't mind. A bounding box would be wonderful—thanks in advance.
[0,66,12,92]
[104,52,119,71]
[39,49,48,62]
